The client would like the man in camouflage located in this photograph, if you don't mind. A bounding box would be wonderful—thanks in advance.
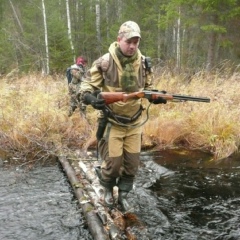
[78,21,166,212]
[68,62,87,117]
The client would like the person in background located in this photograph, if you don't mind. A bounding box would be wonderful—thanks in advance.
[67,56,87,117]
[78,21,166,212]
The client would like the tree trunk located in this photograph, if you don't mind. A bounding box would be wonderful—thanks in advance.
[58,153,147,240]
[95,0,101,53]
[58,155,109,240]
[8,0,23,33]
[105,1,109,41]
[117,0,122,20]
[157,11,161,60]
[206,30,217,72]
[66,0,75,61]
[41,0,49,75]
[206,14,218,72]
[176,7,181,73]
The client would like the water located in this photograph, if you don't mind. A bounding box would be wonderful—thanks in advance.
[132,150,240,240]
[0,150,240,240]
[0,164,93,240]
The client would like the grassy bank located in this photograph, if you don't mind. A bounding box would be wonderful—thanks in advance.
[0,70,239,165]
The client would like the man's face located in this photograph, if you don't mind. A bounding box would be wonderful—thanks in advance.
[117,36,140,57]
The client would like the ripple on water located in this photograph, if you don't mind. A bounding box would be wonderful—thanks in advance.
[1,150,240,240]
[0,166,93,240]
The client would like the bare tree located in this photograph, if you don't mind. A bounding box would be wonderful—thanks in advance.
[66,0,75,61]
[206,14,218,72]
[95,0,101,53]
[8,0,23,33]
[41,0,49,75]
[105,0,109,41]
[117,0,122,20]
[176,7,181,72]
[157,12,161,60]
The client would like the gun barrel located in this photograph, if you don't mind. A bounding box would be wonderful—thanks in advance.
[173,94,210,102]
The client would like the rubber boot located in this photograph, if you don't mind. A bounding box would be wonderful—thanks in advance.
[68,106,76,117]
[103,187,114,207]
[79,105,86,117]
[117,176,134,212]
[118,190,134,212]
[68,107,73,117]
[94,166,115,208]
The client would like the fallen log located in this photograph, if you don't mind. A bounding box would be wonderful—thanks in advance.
[73,157,148,239]
[73,159,125,239]
[58,155,109,240]
[79,176,122,239]
[59,151,150,239]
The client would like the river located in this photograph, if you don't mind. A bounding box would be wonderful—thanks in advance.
[0,150,240,240]
[0,163,93,240]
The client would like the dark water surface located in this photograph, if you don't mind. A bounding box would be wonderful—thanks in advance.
[133,150,240,240]
[0,150,240,240]
[0,164,93,240]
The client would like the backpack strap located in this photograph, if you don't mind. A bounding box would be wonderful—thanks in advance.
[66,67,72,84]
[144,57,152,73]
[96,53,152,74]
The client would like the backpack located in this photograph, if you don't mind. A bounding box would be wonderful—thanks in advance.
[66,67,72,84]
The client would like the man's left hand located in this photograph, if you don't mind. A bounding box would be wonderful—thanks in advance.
[149,97,167,104]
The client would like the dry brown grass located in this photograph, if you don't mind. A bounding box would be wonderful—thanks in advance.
[0,74,97,166]
[0,70,240,165]
[143,71,240,160]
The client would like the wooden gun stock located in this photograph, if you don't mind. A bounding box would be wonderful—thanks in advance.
[98,91,210,104]
[98,92,145,104]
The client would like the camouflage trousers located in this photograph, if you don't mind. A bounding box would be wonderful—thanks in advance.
[68,82,86,117]
[68,96,86,117]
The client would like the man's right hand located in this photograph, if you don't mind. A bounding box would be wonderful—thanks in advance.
[83,92,105,110]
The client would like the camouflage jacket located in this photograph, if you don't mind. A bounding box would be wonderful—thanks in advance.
[79,41,154,119]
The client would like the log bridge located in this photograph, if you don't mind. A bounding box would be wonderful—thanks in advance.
[58,152,147,240]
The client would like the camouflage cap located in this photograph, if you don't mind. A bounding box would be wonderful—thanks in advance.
[118,21,141,39]
[71,64,80,70]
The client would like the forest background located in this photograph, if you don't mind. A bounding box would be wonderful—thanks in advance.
[0,0,240,75]
[0,0,240,165]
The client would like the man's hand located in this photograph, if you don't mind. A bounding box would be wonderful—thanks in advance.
[149,97,167,104]
[83,92,105,110]
[148,90,167,104]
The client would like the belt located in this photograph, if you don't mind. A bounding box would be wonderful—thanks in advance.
[107,106,143,124]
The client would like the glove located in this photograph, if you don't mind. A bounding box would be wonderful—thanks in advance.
[83,92,105,110]
[148,90,167,104]
[149,97,167,104]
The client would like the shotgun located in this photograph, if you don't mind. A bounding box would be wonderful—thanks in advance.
[98,90,210,104]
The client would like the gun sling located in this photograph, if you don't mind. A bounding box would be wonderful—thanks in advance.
[107,105,143,124]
